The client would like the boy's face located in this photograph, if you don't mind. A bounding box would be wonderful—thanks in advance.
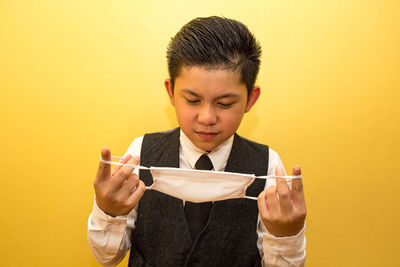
[165,66,260,152]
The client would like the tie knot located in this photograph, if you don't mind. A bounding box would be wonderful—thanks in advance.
[195,154,213,170]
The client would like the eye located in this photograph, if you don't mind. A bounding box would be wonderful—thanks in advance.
[185,98,200,104]
[218,102,234,108]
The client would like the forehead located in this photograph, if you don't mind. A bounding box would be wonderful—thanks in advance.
[174,66,247,97]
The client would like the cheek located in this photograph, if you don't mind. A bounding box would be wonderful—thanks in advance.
[220,109,244,131]
[175,104,194,125]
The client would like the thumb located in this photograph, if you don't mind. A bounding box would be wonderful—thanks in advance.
[291,165,305,203]
[96,146,111,181]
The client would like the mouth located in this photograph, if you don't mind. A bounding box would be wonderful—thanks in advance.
[196,131,218,140]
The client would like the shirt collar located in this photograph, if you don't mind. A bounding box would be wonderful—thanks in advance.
[179,129,234,171]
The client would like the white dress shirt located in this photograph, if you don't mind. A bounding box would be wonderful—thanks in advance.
[88,130,306,266]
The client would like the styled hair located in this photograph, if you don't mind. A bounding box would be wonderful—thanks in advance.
[166,16,262,95]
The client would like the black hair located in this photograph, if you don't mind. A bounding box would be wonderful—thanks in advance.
[166,16,262,95]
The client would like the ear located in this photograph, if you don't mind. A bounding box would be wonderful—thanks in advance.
[245,86,260,113]
[164,79,175,106]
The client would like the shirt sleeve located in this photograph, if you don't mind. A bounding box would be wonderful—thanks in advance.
[87,136,144,266]
[262,225,306,267]
[258,148,306,267]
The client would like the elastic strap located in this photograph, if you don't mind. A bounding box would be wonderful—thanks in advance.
[245,196,258,201]
[99,156,302,179]
[99,157,150,170]
[256,175,302,180]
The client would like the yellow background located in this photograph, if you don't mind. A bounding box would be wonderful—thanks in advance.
[1,0,399,266]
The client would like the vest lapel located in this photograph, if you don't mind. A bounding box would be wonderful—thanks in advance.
[225,134,267,196]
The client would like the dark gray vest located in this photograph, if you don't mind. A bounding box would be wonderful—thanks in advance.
[128,128,269,267]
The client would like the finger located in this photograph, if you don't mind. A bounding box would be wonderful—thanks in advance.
[111,154,133,176]
[96,147,111,181]
[275,166,293,213]
[118,173,140,198]
[291,165,305,203]
[126,180,146,207]
[111,155,139,189]
[265,185,279,213]
[275,165,288,189]
[257,190,268,214]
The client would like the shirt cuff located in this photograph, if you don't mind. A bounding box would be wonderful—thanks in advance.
[87,201,130,265]
[89,200,128,228]
[263,225,306,256]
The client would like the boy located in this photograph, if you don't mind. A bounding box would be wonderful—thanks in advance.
[88,16,306,266]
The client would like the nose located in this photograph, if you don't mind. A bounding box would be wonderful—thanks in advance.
[197,104,217,126]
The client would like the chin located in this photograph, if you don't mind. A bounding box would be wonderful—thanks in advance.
[196,141,220,152]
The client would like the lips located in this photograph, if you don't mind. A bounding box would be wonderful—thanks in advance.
[196,131,218,140]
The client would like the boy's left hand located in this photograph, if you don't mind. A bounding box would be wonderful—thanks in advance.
[257,166,307,237]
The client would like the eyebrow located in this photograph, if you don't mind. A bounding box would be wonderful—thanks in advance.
[182,89,239,99]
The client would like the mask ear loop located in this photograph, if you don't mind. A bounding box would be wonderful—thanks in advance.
[256,175,302,179]
[102,156,302,179]
[99,156,151,170]
[99,156,153,189]
[244,175,302,200]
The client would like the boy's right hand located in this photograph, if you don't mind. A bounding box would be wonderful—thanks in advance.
[94,147,146,217]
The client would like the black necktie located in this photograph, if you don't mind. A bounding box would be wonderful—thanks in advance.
[184,154,213,241]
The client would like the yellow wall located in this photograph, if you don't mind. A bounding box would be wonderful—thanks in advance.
[1,1,399,266]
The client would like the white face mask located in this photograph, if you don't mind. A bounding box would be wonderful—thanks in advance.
[101,156,301,203]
